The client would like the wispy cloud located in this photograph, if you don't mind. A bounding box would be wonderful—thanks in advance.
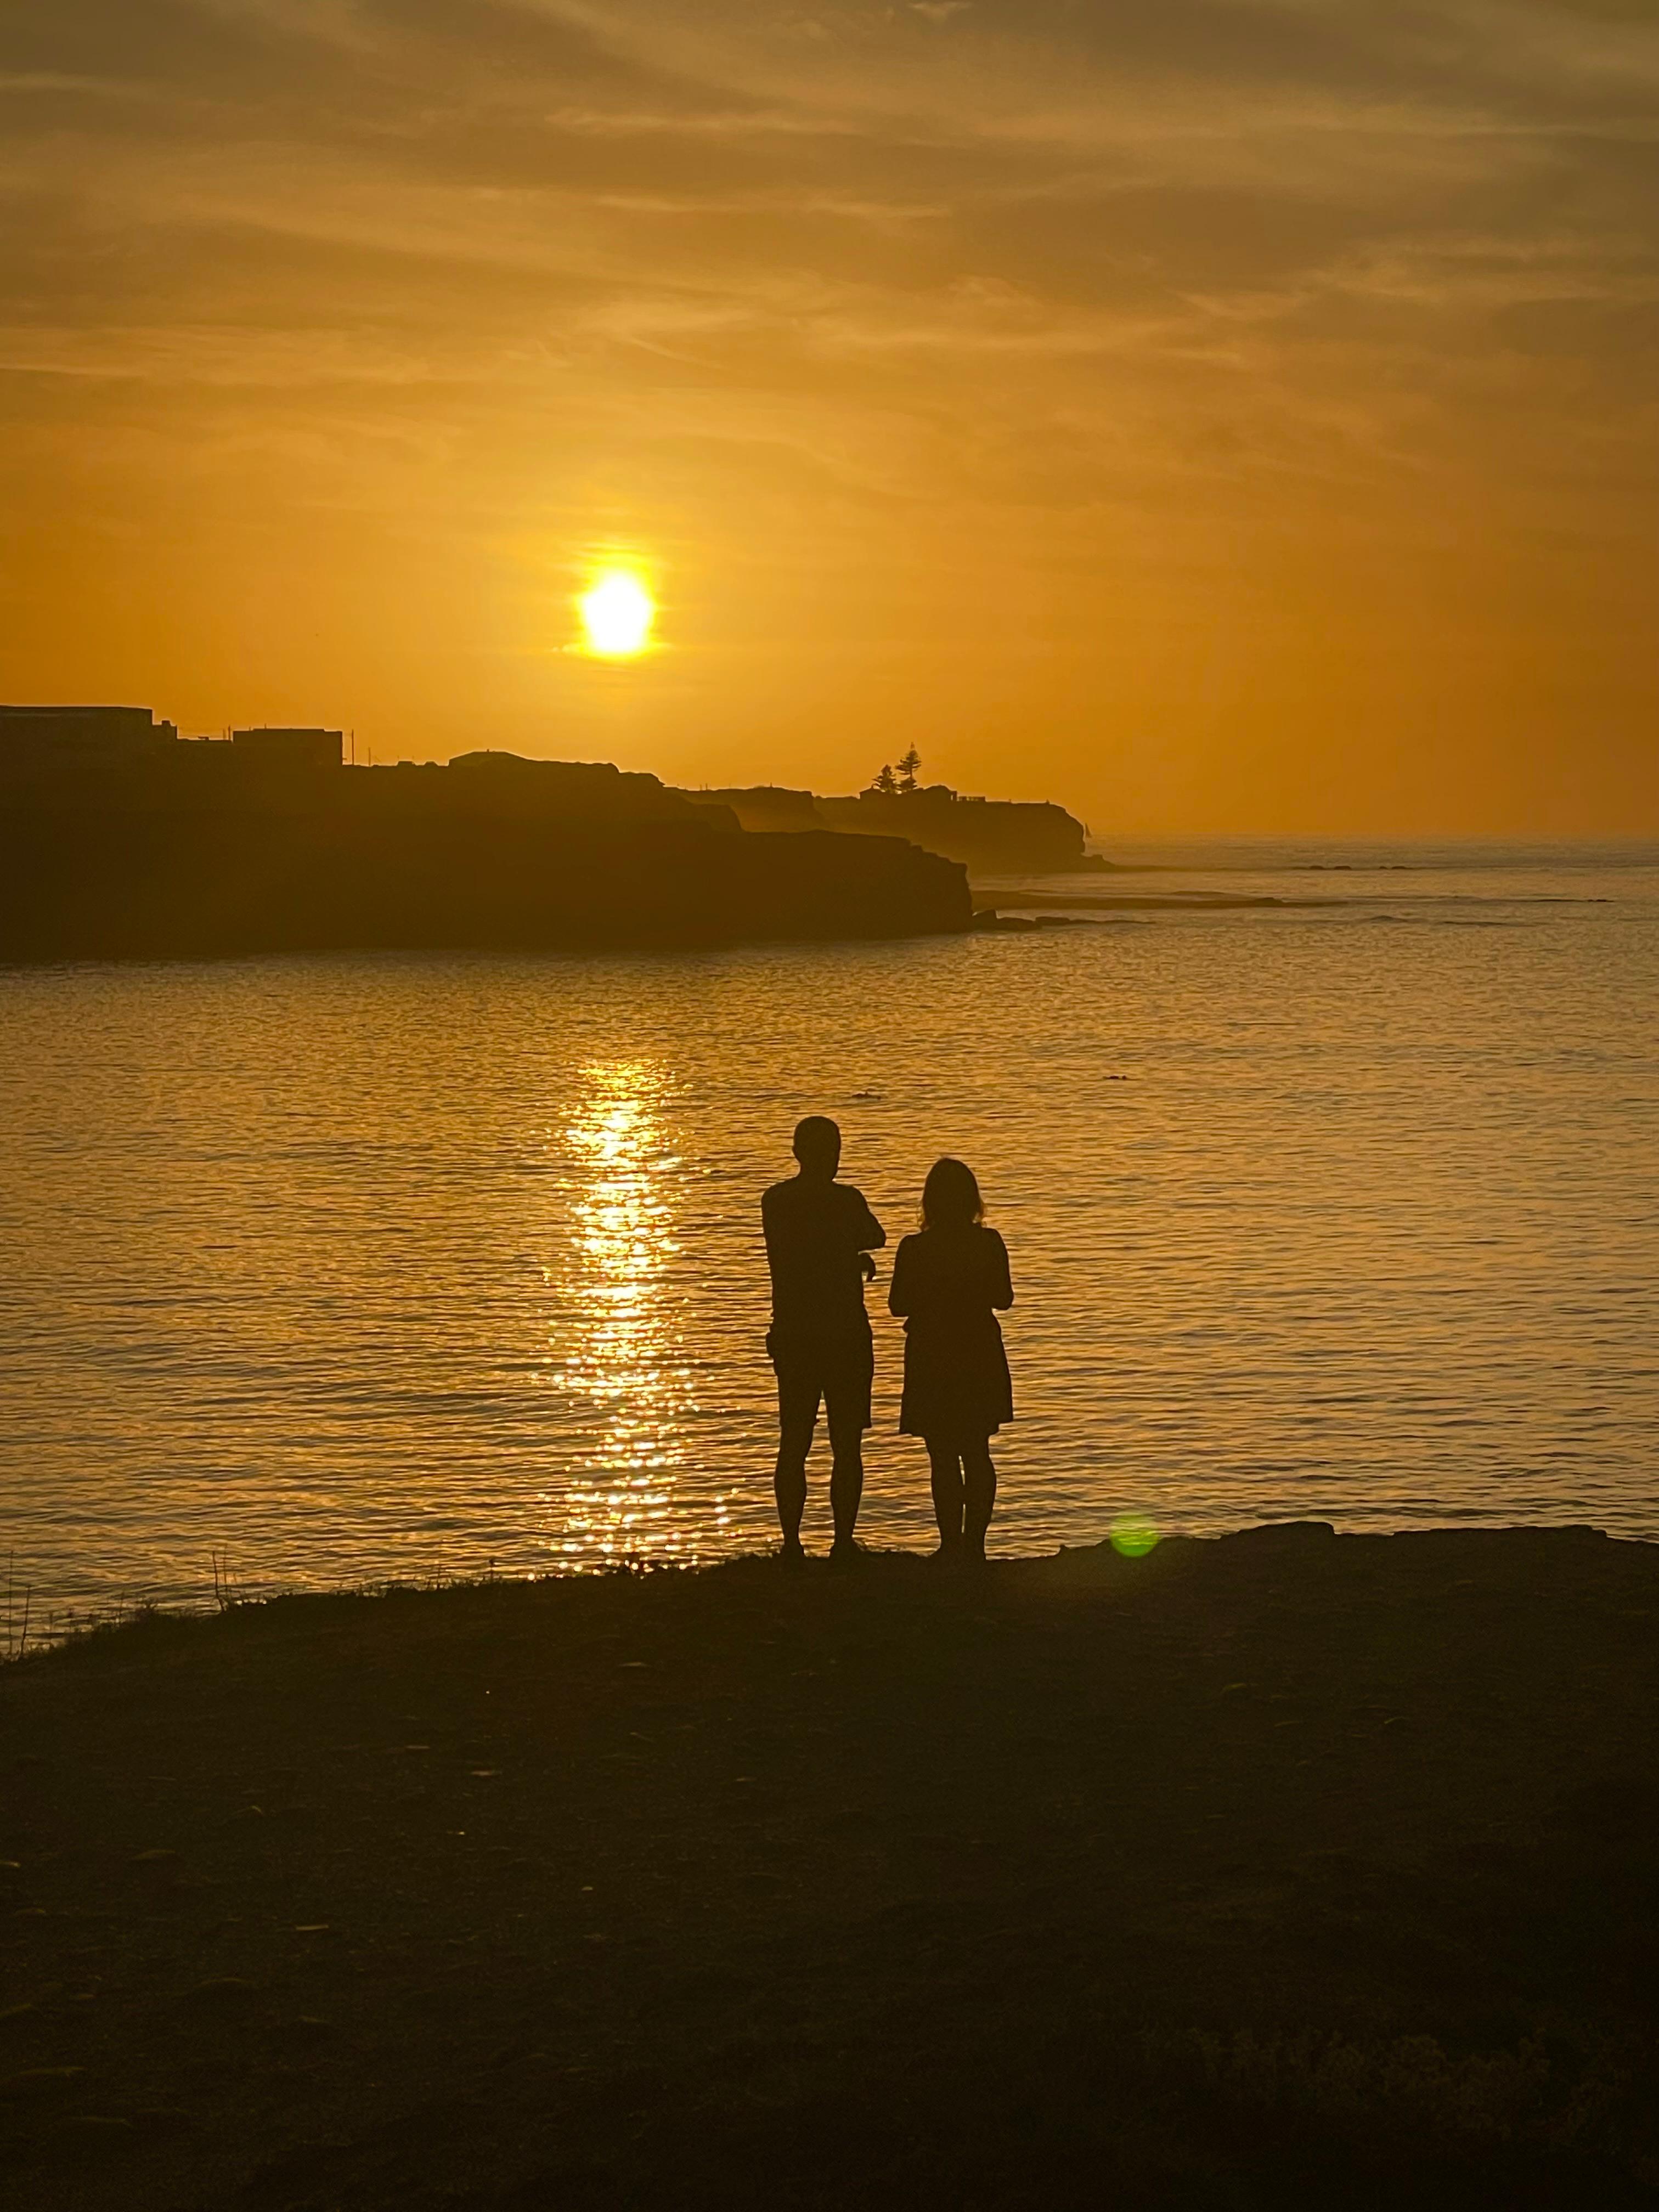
[1,0,1655,825]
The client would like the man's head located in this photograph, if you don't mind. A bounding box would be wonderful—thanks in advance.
[792,1115,842,1180]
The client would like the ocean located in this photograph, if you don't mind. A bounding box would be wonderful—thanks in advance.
[4,839,1656,1622]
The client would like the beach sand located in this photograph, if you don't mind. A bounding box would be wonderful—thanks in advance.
[3,1523,1657,2208]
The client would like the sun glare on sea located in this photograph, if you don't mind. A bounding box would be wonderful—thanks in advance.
[578,571,656,658]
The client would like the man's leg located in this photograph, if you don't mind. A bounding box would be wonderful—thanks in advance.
[825,1330,872,1556]
[774,1367,817,1555]
[826,1405,865,1551]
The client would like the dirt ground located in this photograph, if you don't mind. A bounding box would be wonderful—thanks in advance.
[3,1523,1658,2209]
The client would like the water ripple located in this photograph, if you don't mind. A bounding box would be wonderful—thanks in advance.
[2,842,1656,1614]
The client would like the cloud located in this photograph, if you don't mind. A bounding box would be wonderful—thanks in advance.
[2,0,1656,825]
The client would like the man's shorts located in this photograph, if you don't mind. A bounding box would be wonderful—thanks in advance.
[767,1322,874,1436]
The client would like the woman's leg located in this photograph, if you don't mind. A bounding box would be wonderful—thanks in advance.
[962,1440,997,1561]
[926,1441,964,1553]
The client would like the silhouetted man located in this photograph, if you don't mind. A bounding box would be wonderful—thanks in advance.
[763,1116,886,1565]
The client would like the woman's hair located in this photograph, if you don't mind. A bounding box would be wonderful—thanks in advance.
[921,1156,984,1231]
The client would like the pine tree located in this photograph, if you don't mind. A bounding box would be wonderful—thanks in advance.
[896,746,921,793]
[867,763,900,798]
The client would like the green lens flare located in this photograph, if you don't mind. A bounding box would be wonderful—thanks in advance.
[1109,1516,1160,1559]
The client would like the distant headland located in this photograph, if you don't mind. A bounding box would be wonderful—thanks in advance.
[675,744,1098,874]
[0,707,1092,961]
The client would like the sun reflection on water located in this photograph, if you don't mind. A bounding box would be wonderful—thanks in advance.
[544,1062,723,1565]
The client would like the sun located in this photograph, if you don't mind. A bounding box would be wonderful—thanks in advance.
[578,571,656,657]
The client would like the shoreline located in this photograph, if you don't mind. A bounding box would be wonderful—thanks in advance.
[17,1508,1659,1655]
[5,1523,1658,2206]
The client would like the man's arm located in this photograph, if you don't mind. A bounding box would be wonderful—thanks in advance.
[760,1185,786,1282]
[846,1187,886,1252]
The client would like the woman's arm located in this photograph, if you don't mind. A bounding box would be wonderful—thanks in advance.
[887,1235,915,1317]
[989,1229,1013,1310]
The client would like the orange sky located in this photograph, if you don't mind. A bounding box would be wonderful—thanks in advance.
[3,1,1657,834]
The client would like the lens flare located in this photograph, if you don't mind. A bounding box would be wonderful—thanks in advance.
[578,572,655,657]
[1109,1515,1161,1559]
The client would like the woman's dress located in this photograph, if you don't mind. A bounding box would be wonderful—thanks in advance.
[888,1224,1014,1442]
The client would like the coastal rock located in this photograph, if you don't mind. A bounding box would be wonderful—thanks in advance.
[678,779,1092,873]
[0,730,972,958]
[817,785,1088,872]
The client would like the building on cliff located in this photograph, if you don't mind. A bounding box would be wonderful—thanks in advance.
[230,726,345,770]
[0,704,178,760]
[0,712,969,960]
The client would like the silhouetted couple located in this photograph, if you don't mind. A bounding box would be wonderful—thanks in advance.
[762,1115,1013,1566]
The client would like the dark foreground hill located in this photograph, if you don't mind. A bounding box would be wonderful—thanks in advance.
[4,1526,1657,2209]
[0,751,970,958]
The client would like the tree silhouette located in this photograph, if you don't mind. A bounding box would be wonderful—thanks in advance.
[897,746,921,793]
[866,763,900,798]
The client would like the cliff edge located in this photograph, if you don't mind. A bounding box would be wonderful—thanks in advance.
[0,716,970,958]
[678,780,1091,872]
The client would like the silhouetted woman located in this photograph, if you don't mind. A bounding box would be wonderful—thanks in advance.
[888,1158,1013,1564]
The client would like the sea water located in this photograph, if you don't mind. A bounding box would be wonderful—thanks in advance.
[3,839,1656,1618]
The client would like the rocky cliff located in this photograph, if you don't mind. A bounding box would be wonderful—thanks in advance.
[0,747,970,959]
[678,780,1090,872]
